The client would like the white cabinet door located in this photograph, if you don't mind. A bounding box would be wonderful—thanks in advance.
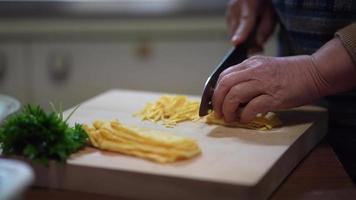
[30,39,230,110]
[0,43,28,105]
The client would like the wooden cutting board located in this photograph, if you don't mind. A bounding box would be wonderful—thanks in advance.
[30,89,328,200]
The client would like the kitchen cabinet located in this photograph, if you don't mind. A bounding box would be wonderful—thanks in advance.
[30,39,229,110]
[0,17,277,111]
[0,43,28,105]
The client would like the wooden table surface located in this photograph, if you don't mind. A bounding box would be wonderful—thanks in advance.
[25,140,356,200]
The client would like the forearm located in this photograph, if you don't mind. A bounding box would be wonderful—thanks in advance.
[311,36,356,97]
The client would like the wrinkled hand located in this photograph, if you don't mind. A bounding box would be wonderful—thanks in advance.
[212,55,324,123]
[227,0,277,50]
[212,38,356,123]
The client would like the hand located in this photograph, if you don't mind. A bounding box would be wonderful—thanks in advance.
[212,55,321,123]
[227,0,277,50]
[212,38,356,123]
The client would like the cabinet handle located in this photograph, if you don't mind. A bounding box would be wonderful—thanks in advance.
[136,39,152,60]
[0,52,7,81]
[48,53,71,82]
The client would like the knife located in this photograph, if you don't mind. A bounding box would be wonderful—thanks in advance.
[199,43,249,117]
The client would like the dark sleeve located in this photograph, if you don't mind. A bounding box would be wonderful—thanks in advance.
[335,23,356,64]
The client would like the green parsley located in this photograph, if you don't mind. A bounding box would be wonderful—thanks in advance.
[0,104,88,165]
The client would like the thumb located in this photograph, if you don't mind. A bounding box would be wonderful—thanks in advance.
[232,16,256,45]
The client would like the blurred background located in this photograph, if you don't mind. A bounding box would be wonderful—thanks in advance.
[0,0,277,111]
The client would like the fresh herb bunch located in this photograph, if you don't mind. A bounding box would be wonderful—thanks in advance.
[0,104,88,165]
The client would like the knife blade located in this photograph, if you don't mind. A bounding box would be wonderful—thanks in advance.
[199,43,249,117]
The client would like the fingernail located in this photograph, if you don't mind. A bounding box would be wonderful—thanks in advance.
[232,35,239,43]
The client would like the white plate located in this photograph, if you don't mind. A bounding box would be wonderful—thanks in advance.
[0,95,21,123]
[0,97,32,200]
[0,159,34,200]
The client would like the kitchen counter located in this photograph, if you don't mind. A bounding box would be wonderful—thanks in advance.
[271,140,356,199]
[24,140,356,200]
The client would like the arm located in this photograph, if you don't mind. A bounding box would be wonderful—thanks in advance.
[212,24,356,123]
[312,25,356,97]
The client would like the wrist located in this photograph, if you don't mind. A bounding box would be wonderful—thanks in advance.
[278,55,325,105]
[311,38,356,97]
[294,55,326,100]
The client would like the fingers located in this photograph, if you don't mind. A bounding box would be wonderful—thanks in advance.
[232,14,256,45]
[227,0,257,45]
[227,0,276,47]
[217,56,264,84]
[217,62,248,84]
[226,0,242,38]
[240,94,275,123]
[255,4,277,47]
[212,69,251,118]
[226,4,240,37]
[222,81,262,122]
[227,14,239,38]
